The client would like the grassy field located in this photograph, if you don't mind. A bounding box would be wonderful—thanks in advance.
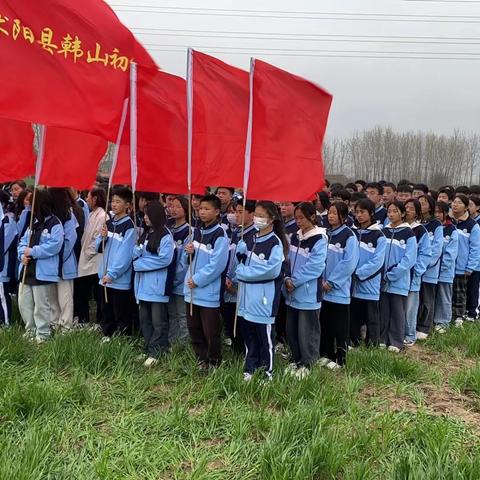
[1,321,480,479]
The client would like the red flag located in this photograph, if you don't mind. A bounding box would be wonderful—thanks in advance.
[0,118,34,182]
[39,127,107,190]
[114,66,188,194]
[0,0,156,141]
[245,60,332,202]
[189,50,249,192]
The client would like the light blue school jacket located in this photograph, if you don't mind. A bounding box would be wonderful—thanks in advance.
[382,222,417,297]
[284,226,327,310]
[133,229,175,303]
[323,225,359,305]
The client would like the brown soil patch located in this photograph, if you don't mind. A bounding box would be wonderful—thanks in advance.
[360,344,480,434]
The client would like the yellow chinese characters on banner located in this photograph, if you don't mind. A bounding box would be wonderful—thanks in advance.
[0,12,131,71]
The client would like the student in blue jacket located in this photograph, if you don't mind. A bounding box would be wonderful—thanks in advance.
[433,201,459,332]
[236,200,287,381]
[184,195,229,370]
[167,196,190,344]
[416,195,444,338]
[96,186,136,340]
[49,188,79,332]
[466,196,480,320]
[223,199,257,353]
[18,189,64,343]
[403,198,431,346]
[0,191,17,326]
[133,201,175,367]
[319,202,359,369]
[351,199,386,347]
[450,194,480,327]
[380,201,417,352]
[284,202,327,378]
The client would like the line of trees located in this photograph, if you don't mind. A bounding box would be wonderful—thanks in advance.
[323,127,480,187]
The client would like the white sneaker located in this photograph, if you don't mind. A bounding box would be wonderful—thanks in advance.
[318,357,330,367]
[285,363,298,376]
[35,336,47,344]
[143,357,158,367]
[403,340,415,347]
[465,316,476,323]
[101,336,111,344]
[22,331,34,340]
[379,343,387,349]
[416,331,428,341]
[243,372,252,382]
[434,325,446,334]
[294,366,310,379]
[454,318,463,328]
[136,353,147,362]
[387,345,401,353]
[326,361,342,370]
[224,337,233,346]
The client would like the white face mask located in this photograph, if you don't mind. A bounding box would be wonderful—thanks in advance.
[253,216,269,230]
[227,213,237,226]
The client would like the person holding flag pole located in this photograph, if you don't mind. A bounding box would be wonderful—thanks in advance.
[18,125,65,343]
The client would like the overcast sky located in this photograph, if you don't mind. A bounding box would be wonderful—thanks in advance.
[107,0,480,139]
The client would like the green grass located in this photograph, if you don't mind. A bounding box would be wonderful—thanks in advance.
[1,325,480,479]
[425,322,480,358]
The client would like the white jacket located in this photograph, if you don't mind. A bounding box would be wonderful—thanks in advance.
[77,207,105,277]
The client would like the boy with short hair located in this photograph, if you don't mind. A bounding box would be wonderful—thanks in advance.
[184,194,229,369]
[365,182,387,225]
[97,186,136,339]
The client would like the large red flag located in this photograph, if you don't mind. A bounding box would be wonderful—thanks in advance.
[113,66,188,194]
[39,127,108,190]
[245,60,332,202]
[189,50,249,192]
[0,118,34,182]
[0,0,156,141]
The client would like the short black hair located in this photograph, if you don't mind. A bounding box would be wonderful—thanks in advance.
[365,182,384,195]
[383,182,397,192]
[317,191,330,210]
[324,179,331,188]
[111,186,133,204]
[200,194,221,210]
[350,192,367,203]
[216,187,234,196]
[234,198,256,213]
[397,184,413,194]
[355,180,366,188]
[455,185,471,196]
[469,185,480,196]
[332,189,351,203]
[437,188,453,201]
[345,182,358,192]
[138,191,160,202]
[454,193,469,209]
[355,198,375,217]
[397,179,410,187]
[413,183,429,194]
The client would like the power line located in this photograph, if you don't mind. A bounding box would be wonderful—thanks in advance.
[111,5,480,18]
[111,5,480,22]
[149,47,480,60]
[144,43,480,56]
[132,28,480,46]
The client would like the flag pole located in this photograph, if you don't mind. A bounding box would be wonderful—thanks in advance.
[186,47,194,316]
[102,98,129,303]
[20,124,46,293]
[233,57,255,338]
[129,62,139,238]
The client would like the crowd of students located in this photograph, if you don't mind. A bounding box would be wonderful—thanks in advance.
[1,178,480,381]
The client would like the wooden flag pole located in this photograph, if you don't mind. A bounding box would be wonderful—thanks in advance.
[102,98,129,303]
[20,124,46,294]
[233,57,255,338]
